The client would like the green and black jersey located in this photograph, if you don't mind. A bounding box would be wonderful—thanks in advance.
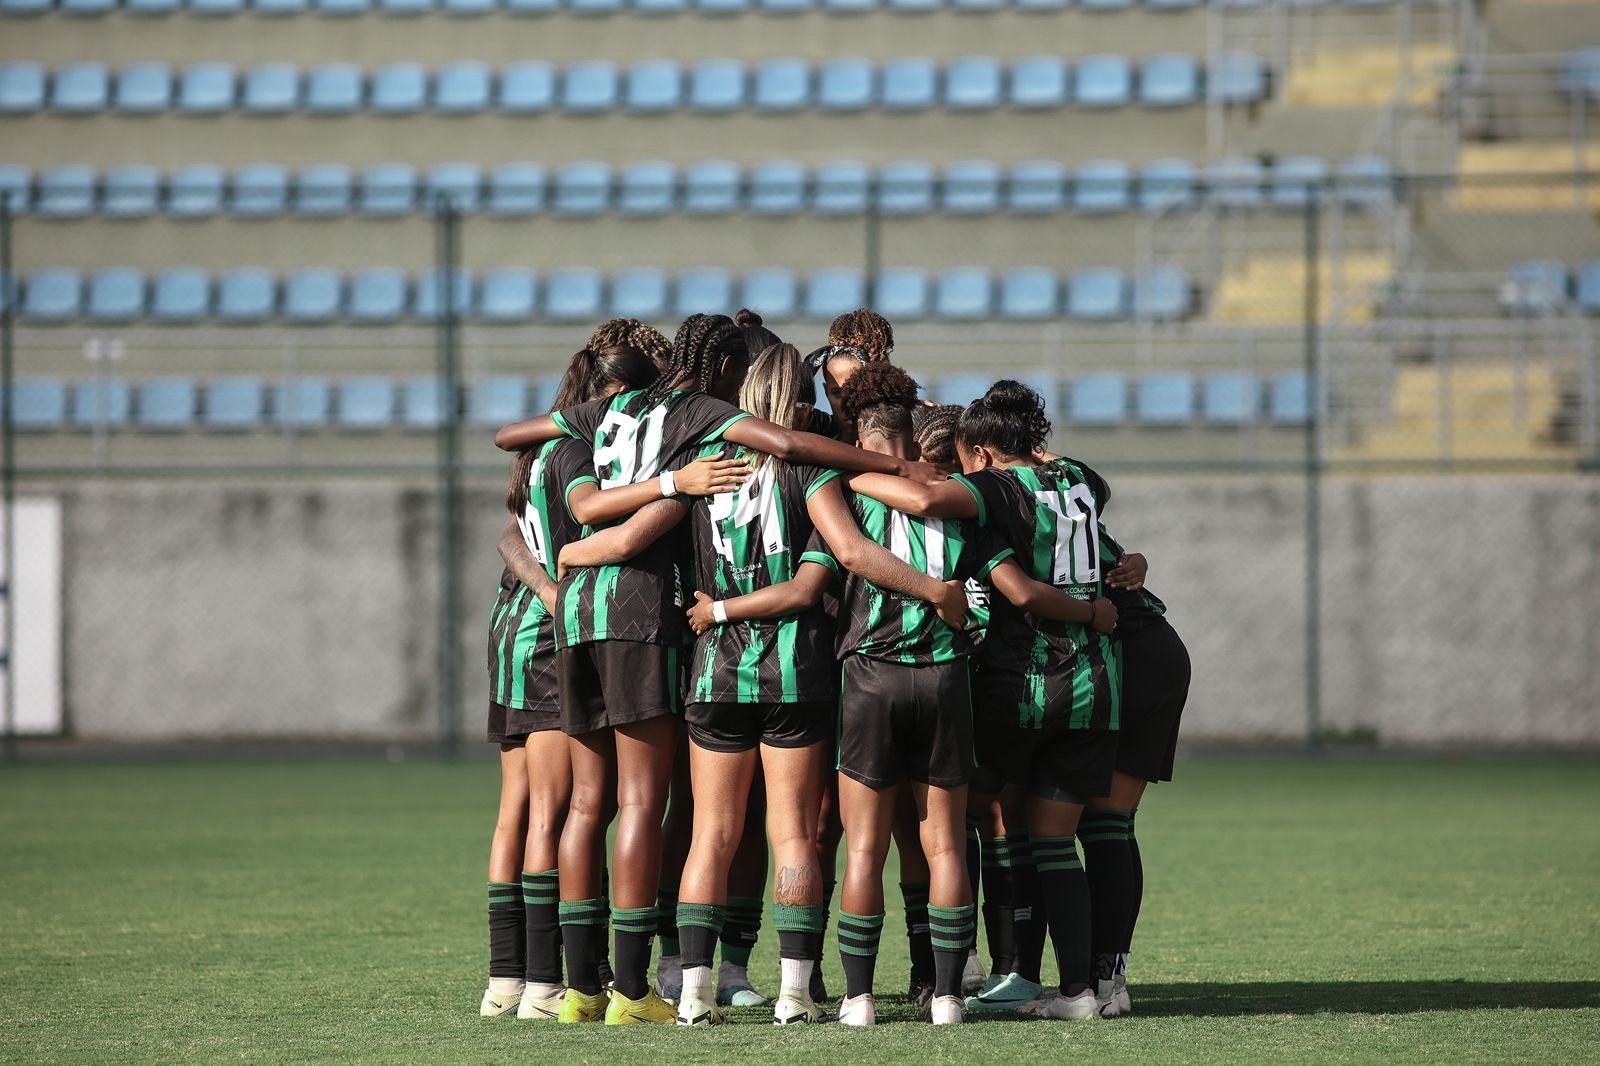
[834,491,1009,665]
[686,448,841,703]
[550,388,750,648]
[1098,515,1167,639]
[487,438,597,708]
[952,458,1121,731]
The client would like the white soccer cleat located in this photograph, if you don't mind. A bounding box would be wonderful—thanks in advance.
[516,983,565,1021]
[479,985,522,1019]
[961,949,987,994]
[676,984,725,1027]
[654,955,683,1003]
[1096,975,1132,1018]
[772,989,828,1025]
[716,961,771,1007]
[838,993,876,1027]
[930,994,966,1025]
[1036,988,1100,1020]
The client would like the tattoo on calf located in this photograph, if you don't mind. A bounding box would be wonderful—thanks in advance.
[773,865,819,906]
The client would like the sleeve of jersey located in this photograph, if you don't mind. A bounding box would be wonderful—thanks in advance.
[550,396,610,444]
[800,464,840,500]
[1097,520,1128,567]
[555,442,599,522]
[948,469,1006,527]
[1077,459,1114,512]
[798,527,841,575]
[970,526,1015,582]
[683,393,752,444]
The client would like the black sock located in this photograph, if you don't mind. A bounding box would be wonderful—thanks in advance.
[928,904,977,999]
[488,882,525,983]
[521,870,561,985]
[656,881,680,957]
[981,835,1017,974]
[557,898,607,996]
[675,902,725,971]
[721,895,762,969]
[900,881,934,988]
[808,878,836,1001]
[1010,833,1046,983]
[1125,808,1143,966]
[837,911,883,999]
[1033,835,1091,995]
[610,905,657,1001]
[1079,810,1135,986]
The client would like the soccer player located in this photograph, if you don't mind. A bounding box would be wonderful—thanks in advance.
[816,308,895,441]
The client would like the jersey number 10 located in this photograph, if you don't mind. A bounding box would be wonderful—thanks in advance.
[1035,484,1100,587]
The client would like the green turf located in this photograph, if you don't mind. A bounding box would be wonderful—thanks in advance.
[3,757,1599,1064]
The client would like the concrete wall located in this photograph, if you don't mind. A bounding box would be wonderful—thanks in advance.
[34,473,1600,747]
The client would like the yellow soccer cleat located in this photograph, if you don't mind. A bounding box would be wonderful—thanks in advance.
[558,988,611,1024]
[604,987,678,1025]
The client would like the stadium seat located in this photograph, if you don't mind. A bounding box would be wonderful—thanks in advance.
[876,268,929,321]
[255,0,310,13]
[1010,371,1061,409]
[337,378,396,430]
[152,267,211,322]
[1132,265,1192,320]
[754,58,811,111]
[442,0,495,13]
[821,0,873,12]
[1072,160,1132,214]
[675,268,734,317]
[934,268,992,320]
[71,379,132,427]
[348,269,407,323]
[617,162,676,216]
[477,268,538,322]
[166,165,224,217]
[740,269,799,321]
[758,0,810,12]
[1007,160,1067,213]
[1066,268,1128,320]
[125,0,179,13]
[1502,260,1569,314]
[499,62,555,113]
[414,268,474,320]
[543,269,604,321]
[819,58,876,111]
[1337,155,1394,209]
[283,268,343,323]
[434,62,491,113]
[87,267,145,322]
[306,64,363,114]
[191,0,246,16]
[569,0,621,12]
[487,163,545,215]
[998,267,1060,320]
[50,62,109,113]
[62,0,117,13]
[942,160,1001,214]
[1139,53,1201,107]
[689,59,745,112]
[1208,156,1265,209]
[505,0,558,12]
[241,64,300,113]
[528,373,563,413]
[552,162,610,215]
[217,268,277,322]
[1557,47,1600,101]
[562,61,620,113]
[683,162,740,214]
[610,268,670,320]
[952,0,1002,11]
[886,0,937,11]
[138,378,199,430]
[1136,373,1195,425]
[625,61,682,113]
[425,162,482,212]
[296,164,353,216]
[1269,371,1312,423]
[178,63,235,113]
[233,164,289,217]
[276,378,333,429]
[1145,0,1198,9]
[114,63,174,113]
[1577,260,1600,315]
[882,58,937,110]
[933,373,989,407]
[0,0,51,13]
[1217,51,1267,104]
[101,165,159,219]
[945,57,1002,110]
[1202,372,1260,424]
[358,164,417,216]
[1137,158,1197,214]
[36,166,97,219]
[376,0,432,13]
[0,63,45,114]
[1069,373,1127,425]
[748,161,806,215]
[23,268,82,322]
[1271,156,1329,209]
[8,379,68,432]
[0,165,27,215]
[204,378,266,430]
[1073,54,1132,108]
[636,0,687,12]
[813,162,870,214]
[804,269,864,320]
[314,0,372,14]
[878,161,935,215]
[400,377,451,428]
[469,377,527,428]
[1009,56,1068,109]
[371,63,427,114]
[1078,0,1131,9]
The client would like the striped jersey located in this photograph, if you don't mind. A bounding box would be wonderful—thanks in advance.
[686,447,841,703]
[551,388,750,647]
[834,491,1007,665]
[487,438,597,709]
[952,458,1121,731]
[1098,515,1168,639]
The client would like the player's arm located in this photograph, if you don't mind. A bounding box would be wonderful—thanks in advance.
[805,478,966,630]
[555,498,689,578]
[843,473,978,519]
[723,418,944,485]
[989,559,1117,634]
[685,561,835,635]
[497,519,557,613]
[566,455,751,527]
[494,414,564,451]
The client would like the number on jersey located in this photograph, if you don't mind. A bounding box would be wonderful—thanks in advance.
[1034,483,1100,586]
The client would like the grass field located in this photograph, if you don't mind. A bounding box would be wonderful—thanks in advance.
[3,756,1599,1064]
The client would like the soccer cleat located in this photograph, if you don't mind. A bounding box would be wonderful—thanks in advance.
[961,949,987,994]
[1096,975,1132,1018]
[479,986,522,1019]
[716,963,771,1007]
[908,974,935,1014]
[604,987,677,1025]
[557,988,610,1024]
[772,989,828,1025]
[838,993,876,1027]
[654,955,683,1003]
[975,973,1007,997]
[964,972,1044,1013]
[516,984,565,1021]
[1035,988,1099,1020]
[930,994,965,1025]
[676,985,725,1027]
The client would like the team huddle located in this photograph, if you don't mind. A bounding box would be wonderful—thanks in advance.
[477,309,1192,1028]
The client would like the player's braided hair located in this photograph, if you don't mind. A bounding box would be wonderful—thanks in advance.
[826,308,894,363]
[841,361,919,443]
[587,317,671,371]
[911,404,963,468]
[648,313,748,401]
[958,379,1052,460]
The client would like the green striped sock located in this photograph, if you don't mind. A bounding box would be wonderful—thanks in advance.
[1032,835,1083,873]
[521,870,561,985]
[676,902,725,970]
[557,897,607,996]
[487,881,524,981]
[720,895,762,968]
[928,903,977,952]
[611,906,658,1001]
[900,881,934,984]
[836,911,884,999]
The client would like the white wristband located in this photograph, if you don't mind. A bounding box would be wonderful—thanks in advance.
[711,600,729,624]
[659,469,677,497]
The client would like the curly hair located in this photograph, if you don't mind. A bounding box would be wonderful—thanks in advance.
[648,313,748,401]
[841,361,919,442]
[957,379,1052,459]
[911,403,963,467]
[827,308,894,363]
[587,317,671,370]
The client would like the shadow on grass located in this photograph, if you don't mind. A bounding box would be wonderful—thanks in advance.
[1111,981,1600,1017]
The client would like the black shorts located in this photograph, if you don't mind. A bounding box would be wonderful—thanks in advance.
[487,701,529,747]
[973,722,1118,805]
[1113,618,1191,783]
[836,656,974,789]
[556,639,682,737]
[686,701,831,754]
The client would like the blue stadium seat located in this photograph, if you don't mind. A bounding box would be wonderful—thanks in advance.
[942,160,1000,214]
[87,267,145,322]
[616,162,676,215]
[1269,371,1312,424]
[934,268,992,320]
[375,0,432,12]
[636,0,686,12]
[505,0,557,11]
[683,162,740,214]
[1072,160,1132,214]
[821,0,873,11]
[348,269,407,323]
[1201,372,1260,425]
[1066,268,1128,320]
[1145,0,1198,9]
[1078,0,1131,9]
[62,0,117,13]
[487,163,545,215]
[688,59,745,112]
[425,162,482,212]
[296,164,353,216]
[401,377,451,428]
[358,163,417,216]
[37,166,97,219]
[1137,158,1197,213]
[306,64,363,114]
[813,161,870,214]
[562,61,620,113]
[0,63,45,114]
[314,0,371,14]
[1132,265,1192,320]
[754,59,811,111]
[114,63,174,113]
[1,0,51,13]
[138,378,199,430]
[568,0,621,12]
[469,377,527,428]
[804,269,864,320]
[1559,48,1600,101]
[882,58,937,110]
[23,268,82,321]
[442,0,495,12]
[435,62,491,113]
[945,57,1002,109]
[543,269,604,321]
[626,60,682,113]
[254,0,310,14]
[1208,156,1265,209]
[528,373,563,413]
[878,161,934,215]
[71,379,132,427]
[933,373,989,407]
[241,64,299,113]
[1069,373,1126,425]
[478,269,538,322]
[1073,54,1131,108]
[1139,53,1200,107]
[1009,56,1068,109]
[233,164,290,217]
[1217,51,1267,104]
[758,0,810,12]
[552,162,610,215]
[1577,260,1600,315]
[1010,371,1060,409]
[126,0,180,14]
[275,378,333,429]
[337,378,396,430]
[102,166,160,218]
[50,62,109,113]
[152,267,211,322]
[1136,373,1195,424]
[1271,155,1329,209]
[218,268,277,322]
[675,268,733,317]
[1007,160,1066,213]
[610,268,670,320]
[0,165,27,214]
[372,63,427,114]
[178,63,234,113]
[819,58,876,111]
[875,268,929,321]
[998,267,1060,320]
[205,378,266,429]
[951,0,1002,10]
[1336,155,1393,209]
[499,62,555,113]
[283,268,343,323]
[749,161,806,215]
[1502,260,1569,314]
[8,379,68,431]
[414,268,474,320]
[886,0,936,10]
[167,165,225,217]
[740,269,799,321]
[696,0,749,14]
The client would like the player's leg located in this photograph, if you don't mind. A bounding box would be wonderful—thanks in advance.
[556,725,614,1022]
[517,729,571,1019]
[482,739,531,1018]
[1026,793,1096,1020]
[810,768,843,1003]
[836,773,896,1027]
[654,741,693,1002]
[760,721,829,1025]
[962,808,987,995]
[719,779,770,1007]
[970,791,1014,991]
[891,791,936,1008]
[1082,774,1143,1017]
[964,737,1047,1013]
[913,779,974,1024]
[603,713,679,1023]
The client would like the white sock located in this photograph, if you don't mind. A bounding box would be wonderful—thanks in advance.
[718,961,750,986]
[527,981,563,998]
[489,977,524,996]
[780,957,813,994]
[682,965,713,997]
